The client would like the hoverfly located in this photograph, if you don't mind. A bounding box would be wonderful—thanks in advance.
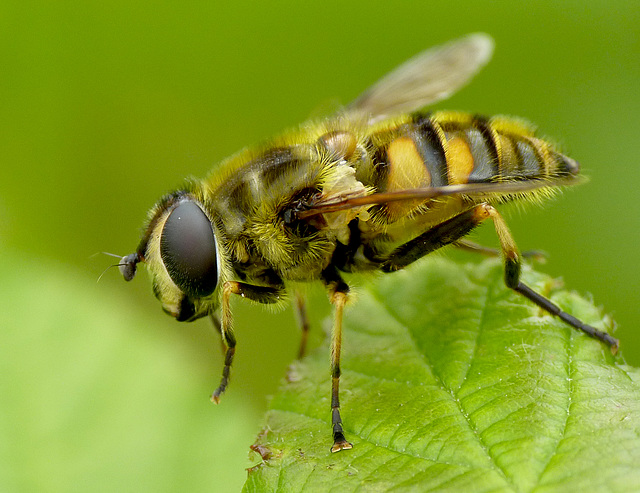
[120,33,618,453]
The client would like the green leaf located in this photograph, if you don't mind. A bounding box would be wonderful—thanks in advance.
[245,257,640,492]
[0,252,259,492]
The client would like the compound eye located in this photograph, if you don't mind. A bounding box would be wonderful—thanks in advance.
[160,200,218,297]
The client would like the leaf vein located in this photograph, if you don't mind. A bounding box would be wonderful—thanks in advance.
[533,317,573,487]
[369,278,515,489]
[267,409,501,470]
[456,267,492,394]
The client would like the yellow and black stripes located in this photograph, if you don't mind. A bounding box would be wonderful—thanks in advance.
[436,112,499,184]
[212,143,324,235]
[368,111,579,197]
[412,115,448,187]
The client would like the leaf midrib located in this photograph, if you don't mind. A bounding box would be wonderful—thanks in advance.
[368,270,516,491]
[530,316,573,489]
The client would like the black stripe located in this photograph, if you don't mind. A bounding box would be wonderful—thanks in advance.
[473,116,500,171]
[227,179,252,215]
[254,147,302,188]
[413,113,448,186]
[465,127,497,183]
[366,135,389,219]
[514,139,543,178]
[367,134,389,189]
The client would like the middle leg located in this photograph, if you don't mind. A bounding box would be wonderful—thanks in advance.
[322,266,353,453]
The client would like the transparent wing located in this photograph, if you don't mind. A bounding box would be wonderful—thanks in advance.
[296,178,581,220]
[346,33,494,123]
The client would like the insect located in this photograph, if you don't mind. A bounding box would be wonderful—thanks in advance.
[119,33,618,453]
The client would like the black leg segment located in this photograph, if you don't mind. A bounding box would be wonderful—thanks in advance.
[381,203,618,351]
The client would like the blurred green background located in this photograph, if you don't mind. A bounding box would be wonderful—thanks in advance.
[1,1,638,491]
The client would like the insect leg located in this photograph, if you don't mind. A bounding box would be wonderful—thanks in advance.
[479,204,619,351]
[211,281,285,403]
[293,291,310,359]
[454,239,546,261]
[208,312,226,355]
[381,204,618,350]
[382,206,488,272]
[454,239,501,256]
[322,267,353,453]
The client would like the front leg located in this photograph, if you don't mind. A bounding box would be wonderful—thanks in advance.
[211,280,285,403]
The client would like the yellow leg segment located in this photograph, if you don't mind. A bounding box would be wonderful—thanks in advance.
[329,289,353,453]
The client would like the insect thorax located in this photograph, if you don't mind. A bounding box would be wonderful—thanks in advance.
[198,111,577,284]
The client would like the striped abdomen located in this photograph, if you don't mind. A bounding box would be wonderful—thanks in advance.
[367,111,579,195]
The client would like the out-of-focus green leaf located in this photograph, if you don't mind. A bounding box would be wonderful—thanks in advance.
[245,257,640,492]
[0,252,258,493]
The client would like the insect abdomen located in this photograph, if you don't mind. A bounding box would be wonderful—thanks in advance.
[372,111,579,194]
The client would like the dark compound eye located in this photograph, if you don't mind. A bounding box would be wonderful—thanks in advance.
[160,200,218,297]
